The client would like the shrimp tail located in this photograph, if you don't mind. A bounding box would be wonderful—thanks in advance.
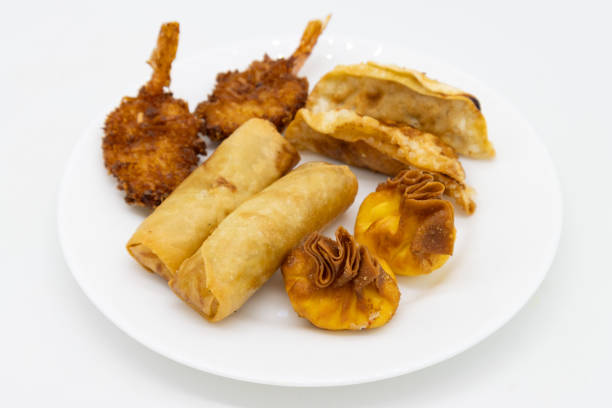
[289,14,330,75]
[144,22,179,94]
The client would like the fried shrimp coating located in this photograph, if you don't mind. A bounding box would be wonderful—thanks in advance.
[194,16,330,141]
[103,22,205,208]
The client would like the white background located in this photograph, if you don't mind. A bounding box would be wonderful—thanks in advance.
[1,0,610,406]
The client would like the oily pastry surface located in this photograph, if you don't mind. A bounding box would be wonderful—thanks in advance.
[127,118,299,280]
[282,227,400,330]
[355,170,456,276]
[285,108,475,213]
[169,162,358,322]
[307,62,494,158]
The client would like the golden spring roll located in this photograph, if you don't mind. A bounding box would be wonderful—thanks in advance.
[169,162,358,322]
[126,118,300,280]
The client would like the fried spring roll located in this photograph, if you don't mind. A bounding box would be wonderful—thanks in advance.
[169,162,358,322]
[126,118,299,280]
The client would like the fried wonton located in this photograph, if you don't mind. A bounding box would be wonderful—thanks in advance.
[306,62,494,158]
[282,227,400,330]
[284,108,476,213]
[355,170,455,276]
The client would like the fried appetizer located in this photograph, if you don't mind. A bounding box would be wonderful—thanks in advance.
[285,108,476,213]
[194,16,329,141]
[170,162,358,322]
[282,227,400,330]
[307,62,494,158]
[127,119,299,280]
[103,22,204,208]
[355,170,456,276]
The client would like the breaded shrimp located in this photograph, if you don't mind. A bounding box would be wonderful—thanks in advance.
[194,16,330,141]
[103,22,205,208]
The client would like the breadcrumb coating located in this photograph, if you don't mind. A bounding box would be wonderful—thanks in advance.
[103,22,205,208]
[194,16,329,141]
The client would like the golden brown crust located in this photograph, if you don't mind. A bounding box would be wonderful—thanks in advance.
[195,56,308,140]
[169,162,358,322]
[102,22,205,208]
[126,118,300,280]
[377,169,445,199]
[355,170,456,276]
[307,62,494,158]
[379,170,455,256]
[103,92,204,207]
[304,227,383,293]
[285,108,476,214]
[282,226,400,330]
[194,17,328,141]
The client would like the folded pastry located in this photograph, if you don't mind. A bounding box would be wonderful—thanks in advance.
[169,162,358,322]
[355,170,456,276]
[127,118,299,280]
[282,226,400,330]
[284,108,475,213]
[307,62,494,158]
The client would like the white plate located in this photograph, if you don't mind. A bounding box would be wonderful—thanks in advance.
[58,37,562,386]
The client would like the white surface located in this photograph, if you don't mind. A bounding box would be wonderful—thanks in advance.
[58,39,561,386]
[1,0,611,405]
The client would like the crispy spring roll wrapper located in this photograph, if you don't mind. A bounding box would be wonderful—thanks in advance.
[126,118,300,280]
[169,162,358,322]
